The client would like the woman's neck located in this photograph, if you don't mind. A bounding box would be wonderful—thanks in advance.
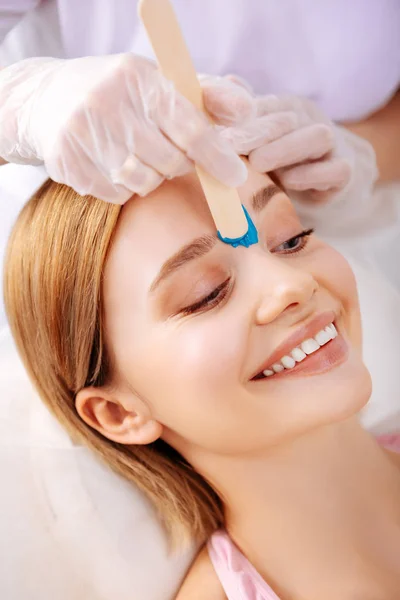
[192,419,400,599]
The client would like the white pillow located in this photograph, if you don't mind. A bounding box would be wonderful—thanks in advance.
[350,259,400,432]
[0,327,195,600]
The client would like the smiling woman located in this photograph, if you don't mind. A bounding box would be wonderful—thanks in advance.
[4,168,400,599]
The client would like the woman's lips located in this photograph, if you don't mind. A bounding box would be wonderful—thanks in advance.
[255,311,336,376]
[255,333,349,380]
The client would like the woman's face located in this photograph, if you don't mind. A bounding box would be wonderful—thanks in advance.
[99,168,371,457]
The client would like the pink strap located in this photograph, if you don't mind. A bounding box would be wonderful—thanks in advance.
[208,530,281,600]
[377,434,400,454]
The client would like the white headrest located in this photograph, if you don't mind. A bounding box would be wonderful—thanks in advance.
[0,327,194,600]
[350,258,400,433]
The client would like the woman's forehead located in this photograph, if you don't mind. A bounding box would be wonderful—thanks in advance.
[105,169,277,293]
[119,174,215,254]
[120,169,275,241]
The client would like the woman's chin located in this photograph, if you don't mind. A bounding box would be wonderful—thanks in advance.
[255,347,372,430]
[304,350,373,425]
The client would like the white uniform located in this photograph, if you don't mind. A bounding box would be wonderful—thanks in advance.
[1,0,399,121]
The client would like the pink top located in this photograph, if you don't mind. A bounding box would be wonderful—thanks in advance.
[208,530,281,600]
[208,434,400,600]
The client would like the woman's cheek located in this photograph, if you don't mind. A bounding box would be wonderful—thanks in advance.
[313,244,362,347]
[317,245,358,300]
[134,318,246,440]
[170,317,246,394]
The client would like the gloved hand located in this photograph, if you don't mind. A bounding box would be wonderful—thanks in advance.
[212,83,375,205]
[0,54,297,204]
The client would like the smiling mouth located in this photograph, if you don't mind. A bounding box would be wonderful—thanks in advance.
[253,322,342,380]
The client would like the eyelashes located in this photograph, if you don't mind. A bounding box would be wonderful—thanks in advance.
[181,278,231,315]
[181,228,314,316]
[271,228,314,255]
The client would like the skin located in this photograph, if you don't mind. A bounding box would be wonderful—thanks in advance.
[76,168,400,599]
[344,89,400,182]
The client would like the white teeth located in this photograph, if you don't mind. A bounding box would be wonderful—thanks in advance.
[263,369,274,377]
[259,321,338,379]
[291,347,306,362]
[300,338,320,355]
[329,323,338,338]
[324,324,337,339]
[281,355,296,369]
[314,329,331,346]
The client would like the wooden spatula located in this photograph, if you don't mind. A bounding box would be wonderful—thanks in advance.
[138,0,257,246]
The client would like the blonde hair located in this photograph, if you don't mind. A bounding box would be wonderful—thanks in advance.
[4,179,223,547]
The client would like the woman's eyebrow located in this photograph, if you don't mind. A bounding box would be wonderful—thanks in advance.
[252,184,282,213]
[149,184,280,294]
[150,234,216,293]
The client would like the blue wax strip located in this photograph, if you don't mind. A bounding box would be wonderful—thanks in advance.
[217,205,258,248]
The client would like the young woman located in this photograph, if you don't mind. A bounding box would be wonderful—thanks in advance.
[4,166,400,599]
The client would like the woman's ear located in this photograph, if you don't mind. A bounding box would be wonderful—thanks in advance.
[75,387,162,445]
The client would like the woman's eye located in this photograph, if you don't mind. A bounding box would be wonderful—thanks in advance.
[181,278,231,315]
[272,228,314,255]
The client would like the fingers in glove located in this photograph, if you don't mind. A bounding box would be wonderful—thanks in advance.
[111,155,165,197]
[278,157,352,192]
[224,74,254,94]
[62,74,191,184]
[255,95,311,119]
[255,94,329,127]
[254,94,283,115]
[46,139,134,203]
[153,83,247,187]
[221,111,298,155]
[132,120,193,179]
[187,128,248,186]
[249,123,335,172]
[201,76,255,125]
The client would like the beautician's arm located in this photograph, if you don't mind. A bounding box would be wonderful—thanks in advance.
[344,90,400,182]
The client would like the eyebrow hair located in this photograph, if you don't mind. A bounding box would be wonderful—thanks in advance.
[150,184,282,294]
[252,184,282,213]
[150,234,217,293]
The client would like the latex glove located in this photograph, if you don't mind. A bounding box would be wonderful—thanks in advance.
[290,125,379,237]
[219,87,371,205]
[0,54,256,203]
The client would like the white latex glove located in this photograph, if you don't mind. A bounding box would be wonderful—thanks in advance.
[216,84,376,205]
[0,54,298,204]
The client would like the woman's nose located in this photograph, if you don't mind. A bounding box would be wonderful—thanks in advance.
[254,256,318,326]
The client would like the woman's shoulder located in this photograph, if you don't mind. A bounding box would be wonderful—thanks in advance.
[175,544,227,600]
